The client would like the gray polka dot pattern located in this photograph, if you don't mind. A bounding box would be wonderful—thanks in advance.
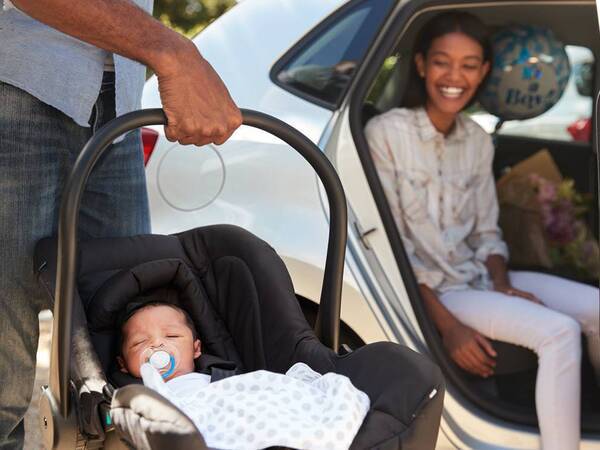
[143,362,370,450]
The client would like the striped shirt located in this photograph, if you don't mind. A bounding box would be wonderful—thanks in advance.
[365,106,509,293]
[0,0,152,127]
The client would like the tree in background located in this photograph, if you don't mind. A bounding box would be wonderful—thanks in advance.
[154,0,236,37]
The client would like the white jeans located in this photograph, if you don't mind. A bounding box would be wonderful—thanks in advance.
[440,271,600,450]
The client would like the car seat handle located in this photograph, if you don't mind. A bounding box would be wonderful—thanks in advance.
[51,108,347,417]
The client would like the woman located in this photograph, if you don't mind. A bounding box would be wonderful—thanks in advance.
[365,11,599,450]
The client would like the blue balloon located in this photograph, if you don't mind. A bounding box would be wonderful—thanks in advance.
[479,25,570,120]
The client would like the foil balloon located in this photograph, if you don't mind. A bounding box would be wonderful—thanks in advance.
[479,25,570,120]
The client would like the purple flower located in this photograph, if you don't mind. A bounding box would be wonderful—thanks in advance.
[544,200,576,245]
[540,204,553,227]
[537,180,557,204]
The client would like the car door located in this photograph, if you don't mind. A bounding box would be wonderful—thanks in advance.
[325,0,600,448]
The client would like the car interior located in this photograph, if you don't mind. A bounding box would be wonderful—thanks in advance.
[351,0,600,436]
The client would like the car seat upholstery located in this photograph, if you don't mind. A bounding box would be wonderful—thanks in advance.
[35,224,445,450]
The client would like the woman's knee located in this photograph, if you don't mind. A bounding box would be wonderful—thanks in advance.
[538,315,582,356]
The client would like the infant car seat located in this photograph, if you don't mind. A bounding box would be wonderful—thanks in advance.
[35,109,445,450]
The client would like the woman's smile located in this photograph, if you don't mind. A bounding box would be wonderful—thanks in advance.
[415,31,489,133]
[438,85,466,99]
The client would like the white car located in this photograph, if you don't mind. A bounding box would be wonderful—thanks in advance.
[141,0,600,448]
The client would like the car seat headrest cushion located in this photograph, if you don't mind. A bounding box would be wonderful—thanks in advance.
[86,258,242,376]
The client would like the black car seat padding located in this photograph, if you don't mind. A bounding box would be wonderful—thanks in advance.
[86,258,246,380]
[35,225,446,449]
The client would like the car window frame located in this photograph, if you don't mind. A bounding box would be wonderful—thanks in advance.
[269,0,395,111]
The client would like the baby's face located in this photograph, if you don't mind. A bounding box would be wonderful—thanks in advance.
[118,305,201,380]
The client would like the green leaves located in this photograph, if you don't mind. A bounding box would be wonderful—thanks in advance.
[154,0,236,38]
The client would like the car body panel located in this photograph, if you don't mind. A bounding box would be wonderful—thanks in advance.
[143,126,387,344]
[143,0,391,346]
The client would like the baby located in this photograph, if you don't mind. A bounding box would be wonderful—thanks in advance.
[117,301,203,381]
[117,302,370,450]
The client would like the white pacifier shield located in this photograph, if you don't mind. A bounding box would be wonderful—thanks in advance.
[149,350,171,370]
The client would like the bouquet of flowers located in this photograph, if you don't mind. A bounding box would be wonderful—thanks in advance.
[528,174,599,279]
[497,149,599,281]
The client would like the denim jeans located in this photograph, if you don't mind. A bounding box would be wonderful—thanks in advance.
[0,73,150,448]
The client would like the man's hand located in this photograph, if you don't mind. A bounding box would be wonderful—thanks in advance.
[156,42,242,147]
[11,0,242,147]
[442,322,497,378]
[494,283,544,306]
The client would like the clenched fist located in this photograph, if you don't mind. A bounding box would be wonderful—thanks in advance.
[156,40,242,147]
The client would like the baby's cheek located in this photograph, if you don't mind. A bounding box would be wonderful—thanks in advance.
[178,349,196,373]
[127,351,143,377]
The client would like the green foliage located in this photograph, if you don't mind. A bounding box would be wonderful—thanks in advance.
[154,0,236,38]
[366,55,397,104]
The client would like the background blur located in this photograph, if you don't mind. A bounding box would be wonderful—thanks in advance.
[154,0,235,37]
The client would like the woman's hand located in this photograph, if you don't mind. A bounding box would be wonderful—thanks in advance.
[494,283,544,306]
[485,255,545,305]
[442,322,497,378]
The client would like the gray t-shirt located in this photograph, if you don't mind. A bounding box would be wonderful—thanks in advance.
[0,0,152,126]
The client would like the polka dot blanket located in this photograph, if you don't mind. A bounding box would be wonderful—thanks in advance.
[141,362,370,450]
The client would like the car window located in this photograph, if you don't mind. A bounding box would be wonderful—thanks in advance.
[274,0,394,108]
[471,46,595,143]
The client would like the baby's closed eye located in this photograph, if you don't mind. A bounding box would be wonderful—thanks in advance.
[132,339,146,348]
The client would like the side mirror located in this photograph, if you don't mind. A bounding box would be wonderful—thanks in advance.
[574,61,594,97]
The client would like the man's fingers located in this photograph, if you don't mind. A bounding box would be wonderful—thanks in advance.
[157,49,242,148]
[173,117,241,147]
[212,135,230,146]
[212,124,239,146]
[178,135,208,147]
[164,124,178,143]
[165,126,229,147]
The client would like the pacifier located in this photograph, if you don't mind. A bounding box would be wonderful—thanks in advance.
[140,343,180,380]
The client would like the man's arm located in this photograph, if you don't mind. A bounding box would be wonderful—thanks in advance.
[12,0,242,146]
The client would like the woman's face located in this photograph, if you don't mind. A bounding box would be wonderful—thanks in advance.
[415,31,489,117]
